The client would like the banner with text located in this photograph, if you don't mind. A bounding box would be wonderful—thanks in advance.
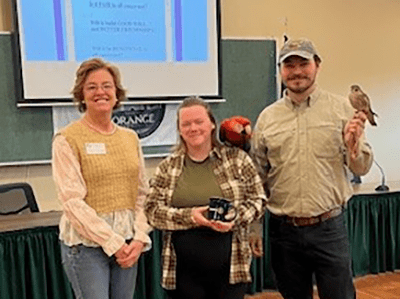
[52,104,178,147]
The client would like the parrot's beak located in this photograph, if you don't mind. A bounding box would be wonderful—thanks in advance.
[244,125,252,135]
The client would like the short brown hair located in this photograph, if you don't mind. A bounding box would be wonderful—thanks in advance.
[71,58,126,112]
[174,96,221,152]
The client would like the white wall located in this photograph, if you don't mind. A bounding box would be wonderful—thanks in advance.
[222,0,400,188]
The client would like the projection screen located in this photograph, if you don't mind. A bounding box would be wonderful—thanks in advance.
[13,0,221,104]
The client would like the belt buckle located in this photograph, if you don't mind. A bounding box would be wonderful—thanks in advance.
[292,216,317,226]
[291,218,299,226]
[291,217,304,227]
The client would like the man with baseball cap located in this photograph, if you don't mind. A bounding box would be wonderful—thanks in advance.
[250,38,373,298]
[278,38,321,63]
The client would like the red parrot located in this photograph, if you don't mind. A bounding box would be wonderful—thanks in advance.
[219,116,252,152]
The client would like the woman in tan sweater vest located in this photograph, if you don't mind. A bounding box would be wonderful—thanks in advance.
[52,58,152,299]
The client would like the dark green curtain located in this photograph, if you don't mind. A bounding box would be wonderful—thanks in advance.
[0,226,73,299]
[1,192,400,299]
[346,192,400,276]
[133,230,165,299]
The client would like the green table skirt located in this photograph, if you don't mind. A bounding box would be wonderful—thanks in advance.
[1,192,400,299]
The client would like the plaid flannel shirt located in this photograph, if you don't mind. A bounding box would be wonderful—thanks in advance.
[144,146,268,290]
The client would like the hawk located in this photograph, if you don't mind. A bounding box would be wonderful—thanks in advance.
[349,85,377,126]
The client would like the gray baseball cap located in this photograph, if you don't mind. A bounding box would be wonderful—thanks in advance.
[279,38,320,64]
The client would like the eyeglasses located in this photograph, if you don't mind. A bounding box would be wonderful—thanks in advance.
[84,83,115,93]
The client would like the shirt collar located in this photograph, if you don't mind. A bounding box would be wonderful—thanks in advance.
[210,146,223,160]
[283,85,321,110]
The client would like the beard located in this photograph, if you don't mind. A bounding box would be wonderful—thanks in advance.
[284,75,316,94]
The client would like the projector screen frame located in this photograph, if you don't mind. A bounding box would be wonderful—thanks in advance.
[11,0,223,107]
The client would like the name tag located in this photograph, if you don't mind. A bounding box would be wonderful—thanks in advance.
[85,143,107,155]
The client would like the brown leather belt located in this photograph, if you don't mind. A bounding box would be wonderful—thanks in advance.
[271,208,343,227]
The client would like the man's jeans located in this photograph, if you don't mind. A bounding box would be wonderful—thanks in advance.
[269,213,355,299]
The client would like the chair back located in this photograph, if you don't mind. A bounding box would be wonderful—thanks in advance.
[0,183,39,215]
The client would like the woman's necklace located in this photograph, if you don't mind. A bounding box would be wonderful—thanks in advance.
[82,117,116,135]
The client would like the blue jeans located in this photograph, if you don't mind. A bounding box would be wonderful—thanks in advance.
[269,213,355,299]
[60,242,138,299]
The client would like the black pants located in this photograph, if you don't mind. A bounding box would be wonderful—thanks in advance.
[167,228,248,299]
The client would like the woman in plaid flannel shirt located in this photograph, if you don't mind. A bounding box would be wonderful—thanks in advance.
[145,97,267,299]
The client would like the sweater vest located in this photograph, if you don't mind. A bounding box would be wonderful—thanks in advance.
[60,121,139,213]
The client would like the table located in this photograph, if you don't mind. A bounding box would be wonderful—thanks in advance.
[0,210,62,233]
[1,192,400,299]
[0,211,72,299]
[0,211,165,299]
[346,191,400,276]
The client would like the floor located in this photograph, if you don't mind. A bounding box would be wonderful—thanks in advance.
[245,272,400,298]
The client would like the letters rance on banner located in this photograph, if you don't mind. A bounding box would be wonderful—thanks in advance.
[112,104,166,139]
